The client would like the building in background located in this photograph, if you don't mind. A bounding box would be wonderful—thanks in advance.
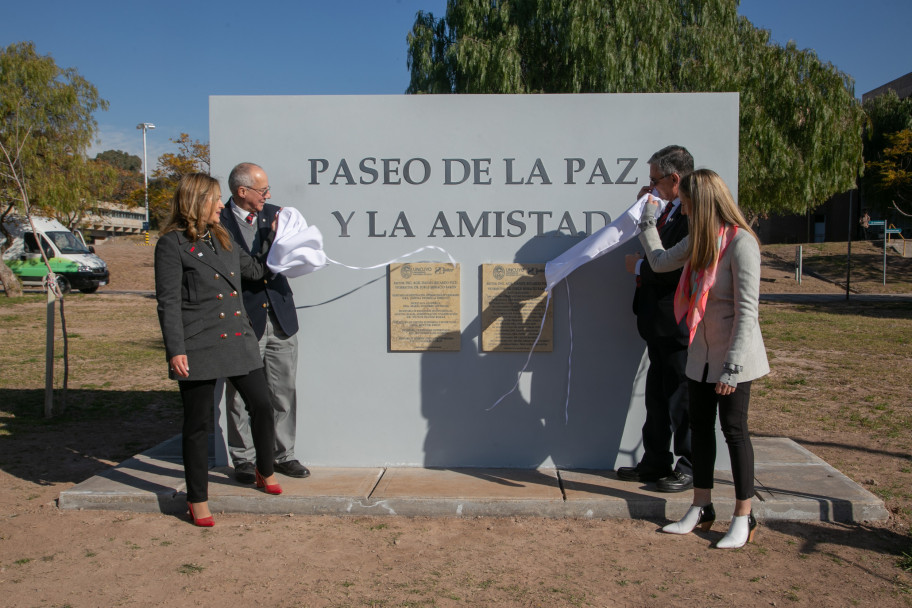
[759,71,911,244]
[862,72,912,104]
[79,202,147,241]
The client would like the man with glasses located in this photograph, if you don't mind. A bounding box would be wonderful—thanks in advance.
[221,162,310,483]
[618,145,694,493]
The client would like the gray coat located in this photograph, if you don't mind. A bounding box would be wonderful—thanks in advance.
[638,206,769,386]
[154,230,265,381]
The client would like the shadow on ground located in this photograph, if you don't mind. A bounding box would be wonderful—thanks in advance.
[0,388,181,486]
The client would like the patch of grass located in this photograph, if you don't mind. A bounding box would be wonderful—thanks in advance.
[13,558,31,565]
[756,301,912,455]
[0,295,47,307]
[177,563,205,575]
[0,295,172,397]
[897,550,912,572]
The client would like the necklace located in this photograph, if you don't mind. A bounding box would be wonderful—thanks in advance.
[200,230,216,252]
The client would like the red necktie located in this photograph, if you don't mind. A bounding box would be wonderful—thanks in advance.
[656,203,673,229]
[245,212,256,225]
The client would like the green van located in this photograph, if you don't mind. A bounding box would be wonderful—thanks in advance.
[2,215,110,294]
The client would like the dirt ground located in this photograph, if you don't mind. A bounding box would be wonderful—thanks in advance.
[2,235,912,607]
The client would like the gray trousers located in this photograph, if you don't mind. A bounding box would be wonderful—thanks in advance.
[226,311,298,465]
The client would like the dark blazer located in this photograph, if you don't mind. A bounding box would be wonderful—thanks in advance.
[154,230,264,381]
[632,203,690,345]
[221,201,299,340]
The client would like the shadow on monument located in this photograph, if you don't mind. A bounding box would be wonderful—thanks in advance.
[420,233,647,471]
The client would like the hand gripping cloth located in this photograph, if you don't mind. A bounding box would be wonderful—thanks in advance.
[544,191,667,292]
[266,207,328,278]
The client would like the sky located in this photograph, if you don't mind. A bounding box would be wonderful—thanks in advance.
[2,0,910,166]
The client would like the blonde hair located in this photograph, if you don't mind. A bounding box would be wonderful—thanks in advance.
[161,173,232,250]
[680,169,757,270]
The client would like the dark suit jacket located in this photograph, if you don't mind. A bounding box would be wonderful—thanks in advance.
[154,230,264,381]
[221,201,299,340]
[632,203,689,345]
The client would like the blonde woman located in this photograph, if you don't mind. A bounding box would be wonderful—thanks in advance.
[154,173,283,527]
[637,169,769,549]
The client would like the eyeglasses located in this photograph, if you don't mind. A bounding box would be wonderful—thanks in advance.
[243,185,270,196]
[649,174,669,186]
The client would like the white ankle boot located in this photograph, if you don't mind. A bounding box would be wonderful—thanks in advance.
[662,503,715,535]
[715,512,757,549]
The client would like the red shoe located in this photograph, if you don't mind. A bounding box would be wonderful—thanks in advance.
[187,501,214,527]
[255,469,283,495]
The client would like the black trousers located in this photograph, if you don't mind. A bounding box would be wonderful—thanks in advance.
[178,368,276,503]
[688,376,754,500]
[640,339,692,475]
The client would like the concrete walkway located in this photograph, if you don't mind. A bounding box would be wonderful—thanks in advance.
[59,436,887,523]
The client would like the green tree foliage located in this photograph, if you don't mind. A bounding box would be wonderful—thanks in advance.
[861,90,912,214]
[94,149,142,173]
[0,42,107,216]
[866,129,912,215]
[0,41,107,295]
[51,158,117,229]
[406,0,865,217]
[91,150,144,210]
[144,133,210,226]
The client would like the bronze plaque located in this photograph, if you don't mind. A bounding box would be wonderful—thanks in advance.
[481,263,553,352]
[389,263,461,352]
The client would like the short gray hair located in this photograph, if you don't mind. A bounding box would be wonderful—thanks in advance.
[648,145,694,179]
[228,162,262,196]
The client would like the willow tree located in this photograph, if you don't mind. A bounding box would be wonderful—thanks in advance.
[406,0,865,218]
[0,41,108,295]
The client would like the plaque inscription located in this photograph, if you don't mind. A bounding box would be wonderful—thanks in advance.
[481,263,553,352]
[389,263,461,352]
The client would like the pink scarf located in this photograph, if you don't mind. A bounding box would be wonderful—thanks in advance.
[674,224,738,344]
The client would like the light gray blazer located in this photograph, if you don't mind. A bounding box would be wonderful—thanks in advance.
[638,206,769,386]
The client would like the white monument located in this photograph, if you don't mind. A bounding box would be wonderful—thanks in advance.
[210,93,739,469]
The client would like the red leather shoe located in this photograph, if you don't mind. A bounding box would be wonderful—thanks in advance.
[187,501,214,527]
[255,469,283,495]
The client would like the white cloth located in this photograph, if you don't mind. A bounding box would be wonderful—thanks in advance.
[543,191,668,292]
[266,207,328,278]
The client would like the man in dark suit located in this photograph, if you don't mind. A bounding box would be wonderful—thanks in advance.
[220,162,310,482]
[618,145,694,492]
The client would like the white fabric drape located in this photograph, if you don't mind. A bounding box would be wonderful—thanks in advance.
[543,191,667,292]
[266,207,328,278]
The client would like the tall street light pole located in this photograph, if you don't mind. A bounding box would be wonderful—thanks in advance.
[136,123,155,236]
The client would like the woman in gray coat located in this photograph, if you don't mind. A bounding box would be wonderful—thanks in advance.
[155,173,283,527]
[638,169,769,549]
